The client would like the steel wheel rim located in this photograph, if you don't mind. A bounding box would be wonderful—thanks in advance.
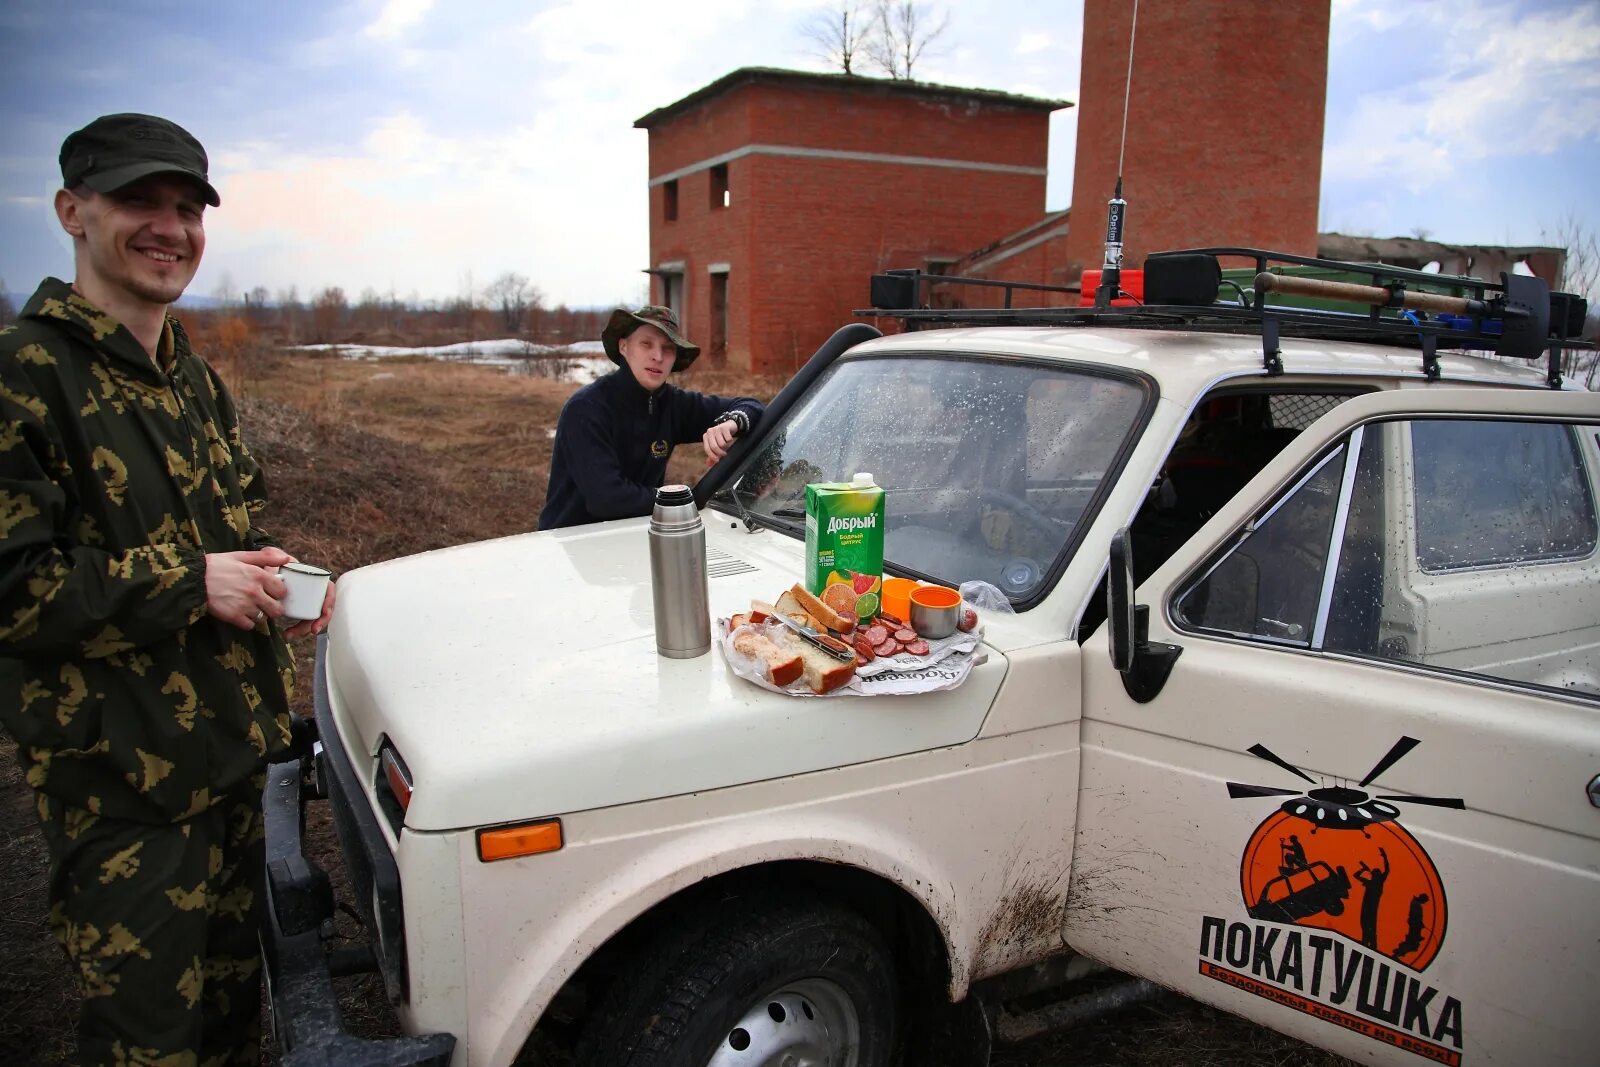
[704,976,863,1067]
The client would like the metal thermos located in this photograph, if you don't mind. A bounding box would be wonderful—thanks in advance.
[648,485,711,659]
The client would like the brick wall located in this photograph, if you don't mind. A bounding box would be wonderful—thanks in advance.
[1065,0,1330,279]
[643,72,1063,372]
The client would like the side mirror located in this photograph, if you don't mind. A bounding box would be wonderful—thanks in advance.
[1106,527,1184,703]
[1108,529,1136,672]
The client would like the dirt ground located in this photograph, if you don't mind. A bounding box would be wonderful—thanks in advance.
[0,350,1350,1066]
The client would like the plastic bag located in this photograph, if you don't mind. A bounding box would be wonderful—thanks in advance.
[959,580,1015,616]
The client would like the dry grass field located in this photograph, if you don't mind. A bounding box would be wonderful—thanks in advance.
[0,347,1350,1067]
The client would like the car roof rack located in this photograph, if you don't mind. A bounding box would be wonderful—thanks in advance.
[857,246,1593,388]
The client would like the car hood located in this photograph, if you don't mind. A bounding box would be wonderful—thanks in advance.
[324,515,1006,830]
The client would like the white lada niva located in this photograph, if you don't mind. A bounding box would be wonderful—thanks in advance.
[262,249,1600,1067]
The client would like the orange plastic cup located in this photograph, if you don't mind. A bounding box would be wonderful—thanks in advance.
[881,577,919,622]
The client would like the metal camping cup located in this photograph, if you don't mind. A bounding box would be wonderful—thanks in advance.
[648,485,711,659]
[278,562,332,621]
[909,584,962,640]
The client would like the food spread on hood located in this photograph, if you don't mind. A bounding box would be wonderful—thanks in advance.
[720,581,983,698]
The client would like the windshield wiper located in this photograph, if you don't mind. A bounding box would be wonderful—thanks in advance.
[709,484,758,530]
[709,486,802,535]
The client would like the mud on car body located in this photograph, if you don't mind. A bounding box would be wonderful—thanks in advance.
[262,249,1600,1067]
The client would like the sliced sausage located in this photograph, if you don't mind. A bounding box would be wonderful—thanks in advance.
[894,628,917,643]
[905,638,930,657]
[853,634,877,661]
[865,623,889,646]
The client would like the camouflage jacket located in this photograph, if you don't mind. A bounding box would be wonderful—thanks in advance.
[0,279,295,823]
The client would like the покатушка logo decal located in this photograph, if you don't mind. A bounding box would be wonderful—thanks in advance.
[1228,736,1464,970]
[1199,737,1468,1064]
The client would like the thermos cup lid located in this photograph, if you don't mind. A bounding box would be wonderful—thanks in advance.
[651,484,700,531]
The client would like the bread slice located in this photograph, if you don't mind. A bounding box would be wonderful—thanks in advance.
[784,584,854,634]
[732,630,803,687]
[775,629,856,694]
[772,591,822,632]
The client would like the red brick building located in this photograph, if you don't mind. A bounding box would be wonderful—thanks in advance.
[636,68,1068,372]
[1065,0,1330,278]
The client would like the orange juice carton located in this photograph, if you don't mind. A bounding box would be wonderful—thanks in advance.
[804,473,885,622]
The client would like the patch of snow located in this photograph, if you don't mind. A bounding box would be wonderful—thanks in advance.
[284,339,615,384]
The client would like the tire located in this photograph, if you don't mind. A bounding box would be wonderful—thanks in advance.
[576,896,898,1067]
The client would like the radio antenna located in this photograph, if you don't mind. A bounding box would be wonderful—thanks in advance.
[1095,0,1139,310]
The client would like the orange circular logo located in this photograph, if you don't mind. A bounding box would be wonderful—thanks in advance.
[1230,738,1462,973]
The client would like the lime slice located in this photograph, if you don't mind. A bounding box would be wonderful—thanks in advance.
[856,591,880,619]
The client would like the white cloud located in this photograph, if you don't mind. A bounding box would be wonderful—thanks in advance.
[1016,31,1051,55]
[203,113,647,307]
[1330,0,1418,38]
[1324,0,1600,198]
[364,0,434,40]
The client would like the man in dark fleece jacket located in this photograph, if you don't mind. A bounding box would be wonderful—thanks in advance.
[538,305,764,529]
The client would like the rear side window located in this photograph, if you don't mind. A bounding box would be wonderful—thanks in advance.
[1412,420,1597,571]
[1174,416,1600,700]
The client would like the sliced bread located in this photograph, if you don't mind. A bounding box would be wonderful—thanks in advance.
[775,629,856,694]
[785,583,854,633]
[732,629,804,687]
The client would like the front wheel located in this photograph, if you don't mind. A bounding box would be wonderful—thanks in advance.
[577,897,898,1067]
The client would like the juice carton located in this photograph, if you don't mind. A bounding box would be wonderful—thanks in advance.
[805,472,885,622]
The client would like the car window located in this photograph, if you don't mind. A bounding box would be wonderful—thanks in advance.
[1173,444,1346,645]
[1411,420,1598,571]
[721,356,1148,603]
[1174,417,1600,700]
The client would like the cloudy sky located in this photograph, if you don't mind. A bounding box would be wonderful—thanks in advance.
[1,0,1596,308]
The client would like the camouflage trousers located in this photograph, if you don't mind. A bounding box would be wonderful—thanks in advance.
[35,774,268,1067]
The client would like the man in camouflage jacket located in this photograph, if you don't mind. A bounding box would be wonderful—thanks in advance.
[0,114,334,1066]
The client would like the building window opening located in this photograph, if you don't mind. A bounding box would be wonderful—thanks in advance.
[710,270,729,359]
[926,258,956,276]
[659,270,684,323]
[710,164,730,210]
[663,180,678,222]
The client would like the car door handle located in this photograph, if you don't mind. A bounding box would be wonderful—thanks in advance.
[1590,774,1600,808]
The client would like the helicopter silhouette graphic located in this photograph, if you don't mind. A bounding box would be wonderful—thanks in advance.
[1226,736,1465,970]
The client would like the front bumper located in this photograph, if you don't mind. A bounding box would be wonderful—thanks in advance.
[261,635,456,1066]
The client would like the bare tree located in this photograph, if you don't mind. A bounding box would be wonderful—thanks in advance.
[1544,214,1599,388]
[311,286,347,343]
[211,271,238,309]
[0,279,14,328]
[484,271,540,333]
[864,0,948,80]
[802,2,872,75]
[276,285,302,344]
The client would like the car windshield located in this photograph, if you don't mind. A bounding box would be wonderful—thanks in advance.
[713,354,1148,603]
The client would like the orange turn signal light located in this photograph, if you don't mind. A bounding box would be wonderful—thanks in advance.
[476,819,564,862]
[380,745,413,813]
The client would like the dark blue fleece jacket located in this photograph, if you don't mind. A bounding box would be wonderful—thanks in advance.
[537,366,764,530]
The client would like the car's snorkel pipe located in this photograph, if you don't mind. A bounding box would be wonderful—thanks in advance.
[695,322,882,509]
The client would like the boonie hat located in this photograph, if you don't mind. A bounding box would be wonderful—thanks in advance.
[60,113,221,207]
[602,305,700,372]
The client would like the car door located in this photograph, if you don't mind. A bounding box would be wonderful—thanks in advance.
[1071,387,1600,1067]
